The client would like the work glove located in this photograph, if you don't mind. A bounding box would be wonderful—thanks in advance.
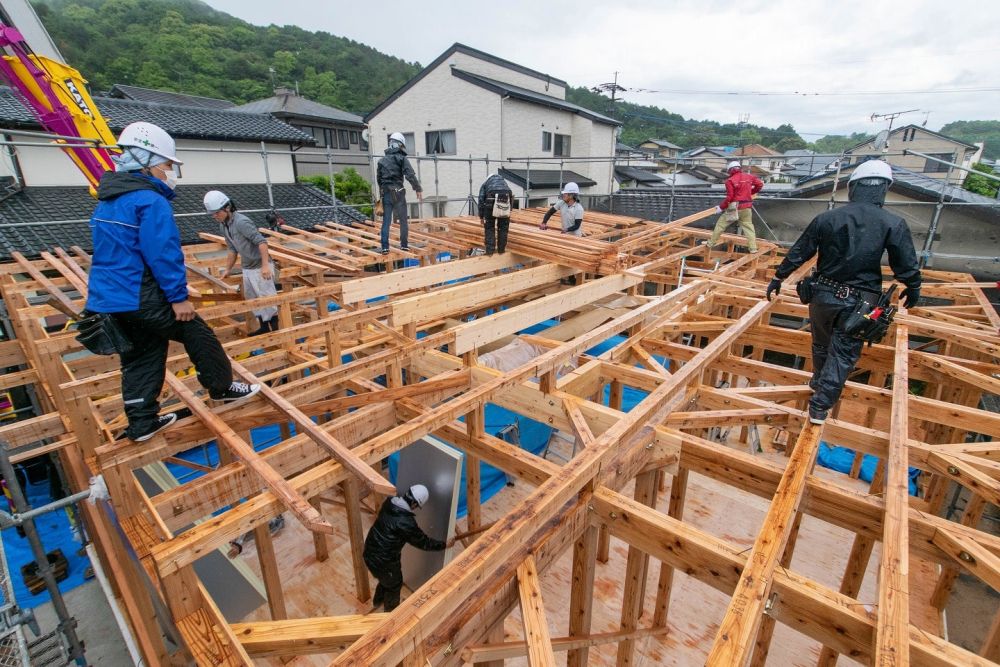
[766,278,782,301]
[901,285,920,308]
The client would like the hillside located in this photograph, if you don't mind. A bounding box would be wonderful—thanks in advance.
[940,120,1000,161]
[32,0,420,114]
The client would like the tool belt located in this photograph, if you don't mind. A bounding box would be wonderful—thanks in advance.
[74,312,133,357]
[813,274,880,301]
[840,284,898,347]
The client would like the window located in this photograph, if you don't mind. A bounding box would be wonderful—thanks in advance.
[349,130,359,145]
[541,131,552,152]
[923,152,954,173]
[360,132,369,151]
[553,133,571,157]
[338,129,350,150]
[295,125,328,147]
[425,129,456,155]
[387,132,415,154]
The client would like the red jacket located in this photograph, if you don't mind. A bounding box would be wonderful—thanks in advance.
[719,170,764,210]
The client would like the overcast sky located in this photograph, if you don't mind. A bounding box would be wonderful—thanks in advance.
[205,0,998,138]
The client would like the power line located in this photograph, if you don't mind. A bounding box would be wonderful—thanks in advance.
[624,85,1000,97]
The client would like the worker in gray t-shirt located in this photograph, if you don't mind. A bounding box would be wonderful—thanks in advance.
[539,182,584,237]
[203,190,279,335]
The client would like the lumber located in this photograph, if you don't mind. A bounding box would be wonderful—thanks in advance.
[516,555,557,667]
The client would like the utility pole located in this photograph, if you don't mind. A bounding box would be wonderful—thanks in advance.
[591,72,626,119]
[737,112,750,147]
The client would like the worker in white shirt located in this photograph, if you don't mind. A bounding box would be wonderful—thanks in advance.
[539,182,584,236]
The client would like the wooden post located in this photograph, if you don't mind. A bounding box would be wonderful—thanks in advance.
[342,478,372,602]
[615,470,658,667]
[653,466,689,628]
[929,494,986,609]
[309,497,329,562]
[464,350,483,534]
[253,522,287,620]
[516,555,556,667]
[749,511,804,667]
[567,525,598,667]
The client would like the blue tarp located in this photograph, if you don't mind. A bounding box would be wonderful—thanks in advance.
[816,443,920,495]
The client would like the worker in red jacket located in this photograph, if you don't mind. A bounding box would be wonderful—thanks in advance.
[703,160,764,252]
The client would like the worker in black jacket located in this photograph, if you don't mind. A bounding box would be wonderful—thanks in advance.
[765,160,921,424]
[363,484,451,611]
[376,132,423,255]
[478,172,514,254]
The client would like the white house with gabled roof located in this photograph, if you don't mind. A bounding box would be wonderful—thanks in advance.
[364,43,620,217]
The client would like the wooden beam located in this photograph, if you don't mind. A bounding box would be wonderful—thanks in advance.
[931,527,1000,594]
[462,626,670,663]
[161,374,335,535]
[875,321,911,667]
[705,422,823,664]
[616,470,658,667]
[230,614,387,657]
[567,525,598,667]
[230,359,396,496]
[562,396,595,450]
[516,555,557,667]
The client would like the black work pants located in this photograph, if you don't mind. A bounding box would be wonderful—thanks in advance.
[113,274,232,439]
[367,559,403,611]
[807,288,867,413]
[482,214,510,254]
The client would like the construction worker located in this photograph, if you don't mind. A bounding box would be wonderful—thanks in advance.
[539,182,584,236]
[86,122,259,442]
[477,172,514,254]
[363,484,452,611]
[376,132,423,255]
[704,160,763,252]
[765,159,921,424]
[203,190,279,336]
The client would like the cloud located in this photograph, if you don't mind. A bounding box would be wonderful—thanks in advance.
[204,0,999,136]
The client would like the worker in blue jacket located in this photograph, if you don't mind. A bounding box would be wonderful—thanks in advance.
[86,122,259,442]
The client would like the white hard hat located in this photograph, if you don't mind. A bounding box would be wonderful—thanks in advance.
[203,190,230,213]
[389,131,406,145]
[727,160,741,171]
[561,182,580,195]
[848,159,893,184]
[408,484,429,508]
[117,122,182,165]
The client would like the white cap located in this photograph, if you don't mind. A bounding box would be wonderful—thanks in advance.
[203,190,230,213]
[727,160,741,171]
[561,182,580,195]
[848,159,893,184]
[408,484,429,508]
[389,131,406,145]
[117,122,182,165]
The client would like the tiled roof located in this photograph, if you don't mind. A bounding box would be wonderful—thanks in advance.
[450,69,620,126]
[598,191,721,224]
[0,87,314,144]
[233,93,364,125]
[614,166,665,184]
[735,143,782,157]
[108,84,236,110]
[0,183,364,259]
[498,168,597,189]
[643,139,683,150]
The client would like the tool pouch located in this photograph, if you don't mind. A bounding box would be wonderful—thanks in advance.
[75,312,133,357]
[795,276,814,305]
[841,284,898,346]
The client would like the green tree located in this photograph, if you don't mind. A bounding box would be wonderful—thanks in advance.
[962,162,999,198]
[300,168,373,217]
[940,120,1000,161]
[809,133,870,154]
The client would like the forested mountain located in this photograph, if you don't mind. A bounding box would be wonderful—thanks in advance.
[32,0,996,158]
[33,0,420,114]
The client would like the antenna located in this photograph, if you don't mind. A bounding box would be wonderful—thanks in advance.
[921,111,932,127]
[591,72,626,118]
[869,109,919,153]
[873,129,890,151]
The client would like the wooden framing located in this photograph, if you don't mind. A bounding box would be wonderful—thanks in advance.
[0,209,997,666]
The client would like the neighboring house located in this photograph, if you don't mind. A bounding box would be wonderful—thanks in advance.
[233,87,371,179]
[733,144,787,180]
[614,165,667,189]
[782,150,841,180]
[844,124,982,179]
[0,84,314,187]
[638,138,684,159]
[107,83,236,110]
[0,85,363,258]
[365,43,620,216]
[678,146,731,173]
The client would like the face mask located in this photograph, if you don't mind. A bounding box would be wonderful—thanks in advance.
[161,167,178,190]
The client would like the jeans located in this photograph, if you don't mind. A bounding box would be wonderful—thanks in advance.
[380,187,409,251]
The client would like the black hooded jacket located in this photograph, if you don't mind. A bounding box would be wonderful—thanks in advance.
[478,173,513,216]
[376,145,422,192]
[774,201,921,292]
[363,499,445,572]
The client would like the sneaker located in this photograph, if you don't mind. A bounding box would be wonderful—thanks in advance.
[808,407,828,425]
[400,246,410,252]
[210,381,261,403]
[380,248,390,256]
[700,240,711,246]
[469,248,486,257]
[130,413,178,442]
